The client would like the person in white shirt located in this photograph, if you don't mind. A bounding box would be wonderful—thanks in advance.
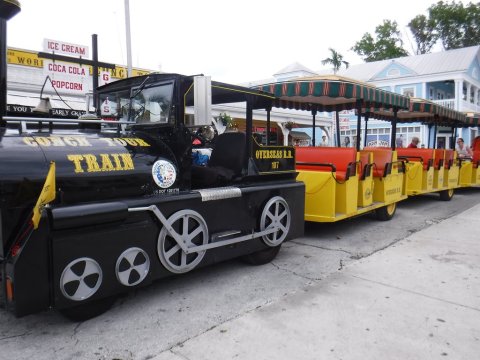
[455,138,473,158]
[320,135,328,147]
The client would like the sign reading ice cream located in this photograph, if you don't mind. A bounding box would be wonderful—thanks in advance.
[44,39,89,58]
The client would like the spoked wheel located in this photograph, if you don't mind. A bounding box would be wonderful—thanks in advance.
[60,257,103,301]
[260,196,291,247]
[157,210,209,274]
[59,257,114,321]
[375,202,397,221]
[115,247,150,287]
[243,196,290,266]
[439,188,454,201]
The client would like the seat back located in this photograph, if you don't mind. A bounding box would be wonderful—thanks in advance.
[359,150,373,179]
[433,149,445,169]
[296,147,357,181]
[473,150,480,168]
[397,148,434,171]
[472,136,480,152]
[444,149,455,169]
[364,147,393,178]
[209,132,246,176]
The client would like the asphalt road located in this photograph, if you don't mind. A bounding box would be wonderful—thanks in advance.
[1,188,480,360]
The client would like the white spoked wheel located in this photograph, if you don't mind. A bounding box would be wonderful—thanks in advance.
[157,209,209,274]
[60,257,103,301]
[115,247,150,287]
[260,196,291,247]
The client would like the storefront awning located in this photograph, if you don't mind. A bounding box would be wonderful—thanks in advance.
[290,130,311,140]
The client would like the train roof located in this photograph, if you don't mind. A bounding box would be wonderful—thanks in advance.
[98,73,276,110]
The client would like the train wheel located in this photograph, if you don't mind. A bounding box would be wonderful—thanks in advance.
[60,296,117,322]
[260,196,291,247]
[115,247,150,287]
[375,202,397,221]
[439,188,454,201]
[60,257,103,301]
[241,245,282,265]
[157,209,208,274]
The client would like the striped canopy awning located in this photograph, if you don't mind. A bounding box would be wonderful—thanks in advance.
[255,76,410,113]
[362,98,467,126]
[408,98,466,124]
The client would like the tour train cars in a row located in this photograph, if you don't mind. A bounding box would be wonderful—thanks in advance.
[256,77,480,223]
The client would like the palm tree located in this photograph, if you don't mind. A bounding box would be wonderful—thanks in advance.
[321,48,349,74]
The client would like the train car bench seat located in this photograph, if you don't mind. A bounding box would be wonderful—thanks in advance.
[397,148,435,193]
[296,147,358,221]
[364,147,405,203]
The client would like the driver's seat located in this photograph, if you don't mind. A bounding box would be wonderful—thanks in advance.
[191,132,246,188]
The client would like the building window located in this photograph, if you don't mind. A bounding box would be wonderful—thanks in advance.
[402,87,415,98]
[387,68,400,77]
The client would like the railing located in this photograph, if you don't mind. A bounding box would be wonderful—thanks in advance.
[460,100,480,114]
[433,99,455,109]
[433,98,480,114]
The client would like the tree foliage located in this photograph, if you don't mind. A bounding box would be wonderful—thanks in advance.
[408,14,437,54]
[409,1,480,53]
[352,20,409,62]
[429,1,480,50]
[353,1,480,61]
[321,48,349,74]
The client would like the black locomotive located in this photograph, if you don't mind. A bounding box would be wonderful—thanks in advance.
[0,3,304,319]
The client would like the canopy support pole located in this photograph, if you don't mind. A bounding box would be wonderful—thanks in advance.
[335,111,341,147]
[363,113,369,148]
[311,107,317,146]
[266,104,271,145]
[356,100,362,151]
[427,124,433,148]
[246,96,253,160]
[450,126,455,149]
[391,107,398,151]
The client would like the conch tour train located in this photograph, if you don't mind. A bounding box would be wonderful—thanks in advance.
[1,1,478,320]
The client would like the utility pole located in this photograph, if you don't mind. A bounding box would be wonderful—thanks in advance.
[124,0,133,77]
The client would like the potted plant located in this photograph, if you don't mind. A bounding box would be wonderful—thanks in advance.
[218,112,233,128]
[284,121,295,130]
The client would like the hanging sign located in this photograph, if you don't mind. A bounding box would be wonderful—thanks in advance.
[43,39,89,58]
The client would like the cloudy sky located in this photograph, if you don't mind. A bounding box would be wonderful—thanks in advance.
[7,0,465,84]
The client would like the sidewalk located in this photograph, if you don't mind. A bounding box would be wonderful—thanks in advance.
[156,203,480,360]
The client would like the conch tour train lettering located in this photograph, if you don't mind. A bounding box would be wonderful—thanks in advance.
[67,153,134,173]
[22,136,151,147]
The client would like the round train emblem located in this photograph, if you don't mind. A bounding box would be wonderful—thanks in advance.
[152,160,176,188]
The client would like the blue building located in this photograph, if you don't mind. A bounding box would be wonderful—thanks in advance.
[336,46,480,148]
